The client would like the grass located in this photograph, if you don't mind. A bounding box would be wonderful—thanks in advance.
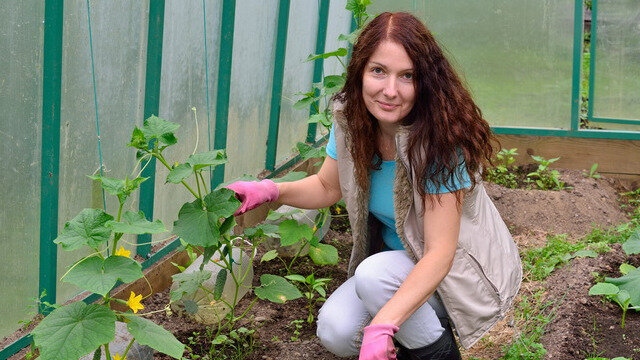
[501,290,556,360]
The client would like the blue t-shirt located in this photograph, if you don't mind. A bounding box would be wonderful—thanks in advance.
[325,127,471,250]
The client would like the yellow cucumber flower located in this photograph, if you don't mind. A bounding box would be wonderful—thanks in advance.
[115,246,131,258]
[113,354,126,360]
[126,291,144,313]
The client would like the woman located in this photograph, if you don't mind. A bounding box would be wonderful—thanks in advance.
[227,12,521,360]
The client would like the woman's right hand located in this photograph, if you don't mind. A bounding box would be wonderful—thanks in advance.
[225,179,280,216]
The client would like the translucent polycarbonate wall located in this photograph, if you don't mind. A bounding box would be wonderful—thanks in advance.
[276,1,319,164]
[225,0,279,180]
[154,0,222,241]
[368,0,576,128]
[591,0,640,127]
[0,0,44,340]
[57,0,148,301]
[318,0,351,140]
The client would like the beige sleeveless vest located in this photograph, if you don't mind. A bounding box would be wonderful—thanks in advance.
[331,102,522,349]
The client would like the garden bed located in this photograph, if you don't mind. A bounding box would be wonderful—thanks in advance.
[4,168,638,360]
[145,168,637,360]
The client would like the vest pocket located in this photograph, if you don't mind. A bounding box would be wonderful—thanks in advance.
[463,249,501,305]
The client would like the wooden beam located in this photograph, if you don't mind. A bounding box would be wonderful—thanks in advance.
[495,134,640,185]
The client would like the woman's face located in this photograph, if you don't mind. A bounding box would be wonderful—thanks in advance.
[362,40,416,128]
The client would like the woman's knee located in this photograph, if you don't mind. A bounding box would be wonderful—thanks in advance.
[354,251,412,301]
[316,309,361,357]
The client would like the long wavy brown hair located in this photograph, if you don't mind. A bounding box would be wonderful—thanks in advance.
[334,12,495,205]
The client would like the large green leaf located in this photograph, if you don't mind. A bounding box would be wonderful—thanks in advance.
[54,209,113,251]
[172,199,219,247]
[186,150,227,170]
[271,171,307,183]
[166,163,193,184]
[32,302,116,360]
[605,268,640,306]
[64,256,143,296]
[254,275,302,303]
[141,115,180,145]
[309,243,339,265]
[278,219,314,247]
[170,270,211,302]
[296,142,326,160]
[306,48,348,62]
[622,230,640,255]
[125,315,185,359]
[323,75,346,95]
[128,127,148,150]
[172,189,240,247]
[204,188,242,218]
[589,282,619,296]
[244,223,280,240]
[108,211,166,234]
[214,174,259,191]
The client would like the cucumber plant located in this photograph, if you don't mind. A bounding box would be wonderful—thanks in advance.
[588,230,640,328]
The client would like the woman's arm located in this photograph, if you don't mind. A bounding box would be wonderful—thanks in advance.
[369,191,462,326]
[275,156,342,210]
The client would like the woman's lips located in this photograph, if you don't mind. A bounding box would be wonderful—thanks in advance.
[376,101,399,111]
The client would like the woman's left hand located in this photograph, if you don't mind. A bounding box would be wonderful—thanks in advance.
[359,324,399,360]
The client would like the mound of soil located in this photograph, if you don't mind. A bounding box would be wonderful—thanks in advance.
[542,244,640,360]
[485,169,630,238]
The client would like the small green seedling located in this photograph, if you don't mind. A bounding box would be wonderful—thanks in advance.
[583,163,601,179]
[527,155,568,190]
[485,148,519,188]
[589,263,640,328]
[285,273,332,323]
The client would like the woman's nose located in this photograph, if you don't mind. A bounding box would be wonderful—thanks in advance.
[382,78,398,98]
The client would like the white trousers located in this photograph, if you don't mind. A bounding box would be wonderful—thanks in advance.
[316,250,447,357]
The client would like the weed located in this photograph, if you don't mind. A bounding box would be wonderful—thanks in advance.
[526,155,569,190]
[583,163,602,179]
[522,234,585,281]
[289,319,304,342]
[285,273,331,323]
[501,290,556,360]
[485,148,519,188]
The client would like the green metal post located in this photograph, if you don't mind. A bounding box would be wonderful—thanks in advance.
[38,0,64,314]
[587,0,598,120]
[212,0,236,188]
[265,0,291,171]
[138,0,165,258]
[306,0,330,143]
[570,0,583,131]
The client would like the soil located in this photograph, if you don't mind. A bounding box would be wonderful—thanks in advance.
[3,168,639,359]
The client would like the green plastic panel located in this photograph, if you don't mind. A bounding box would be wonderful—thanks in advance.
[57,0,148,301]
[224,0,279,180]
[276,0,319,164]
[591,0,640,123]
[0,0,45,340]
[368,0,576,129]
[153,0,222,242]
[316,0,351,140]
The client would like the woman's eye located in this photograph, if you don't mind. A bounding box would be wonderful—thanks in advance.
[372,67,383,74]
[402,73,413,80]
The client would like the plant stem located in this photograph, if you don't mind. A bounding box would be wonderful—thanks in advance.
[195,170,203,199]
[105,343,111,360]
[199,171,209,194]
[336,56,346,72]
[121,338,135,359]
[153,152,199,198]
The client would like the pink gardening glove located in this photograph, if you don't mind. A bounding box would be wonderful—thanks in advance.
[225,179,279,216]
[359,324,399,360]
